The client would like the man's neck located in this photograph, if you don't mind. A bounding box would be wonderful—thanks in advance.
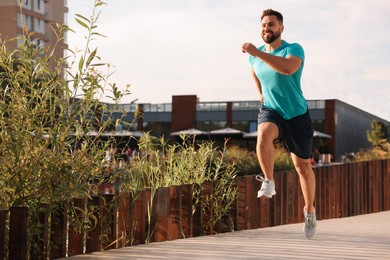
[266,38,283,52]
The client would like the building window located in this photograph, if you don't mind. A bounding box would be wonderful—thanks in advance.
[197,121,226,132]
[231,121,249,132]
[16,33,24,49]
[248,121,258,133]
[32,38,45,50]
[34,0,45,14]
[17,14,32,31]
[197,102,227,112]
[307,100,325,109]
[22,0,32,10]
[34,18,45,34]
[232,101,260,111]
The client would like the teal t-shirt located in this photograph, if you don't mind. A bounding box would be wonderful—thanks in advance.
[249,40,307,120]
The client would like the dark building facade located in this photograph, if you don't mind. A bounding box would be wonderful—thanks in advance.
[106,95,389,162]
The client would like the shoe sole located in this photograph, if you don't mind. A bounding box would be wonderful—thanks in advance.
[304,227,317,239]
[257,191,276,199]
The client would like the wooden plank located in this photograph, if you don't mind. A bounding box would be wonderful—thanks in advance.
[297,170,305,222]
[372,160,380,213]
[192,184,202,237]
[325,166,331,218]
[30,204,50,260]
[333,164,340,218]
[68,198,86,256]
[152,187,169,242]
[280,172,289,225]
[286,171,295,224]
[253,175,262,228]
[384,160,390,210]
[273,172,282,226]
[100,194,117,250]
[143,188,152,244]
[359,162,365,215]
[235,177,246,231]
[9,207,28,260]
[201,181,213,235]
[181,184,193,238]
[352,162,359,215]
[327,165,336,219]
[86,196,101,253]
[168,185,180,241]
[0,210,8,260]
[340,163,347,217]
[292,170,301,223]
[368,161,375,214]
[313,167,321,220]
[49,204,67,259]
[131,190,143,245]
[117,192,132,247]
[245,175,255,229]
[251,175,259,229]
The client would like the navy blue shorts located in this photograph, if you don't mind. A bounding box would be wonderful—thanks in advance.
[257,105,314,159]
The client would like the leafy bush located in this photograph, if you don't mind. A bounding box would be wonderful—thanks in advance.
[353,120,390,162]
[274,145,295,172]
[223,145,260,175]
[222,144,294,176]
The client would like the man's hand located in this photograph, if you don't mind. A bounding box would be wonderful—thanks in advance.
[242,42,258,55]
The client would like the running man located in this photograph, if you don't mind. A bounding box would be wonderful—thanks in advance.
[242,8,317,238]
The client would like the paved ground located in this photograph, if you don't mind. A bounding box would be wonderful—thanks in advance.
[63,211,390,260]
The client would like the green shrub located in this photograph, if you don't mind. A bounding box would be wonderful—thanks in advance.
[352,120,390,162]
[222,144,294,176]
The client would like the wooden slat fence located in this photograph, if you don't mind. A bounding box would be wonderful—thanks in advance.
[0,159,389,259]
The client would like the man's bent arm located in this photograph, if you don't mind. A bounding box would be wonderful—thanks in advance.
[243,43,301,75]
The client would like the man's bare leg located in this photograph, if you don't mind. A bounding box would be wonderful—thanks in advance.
[256,122,279,180]
[291,154,316,213]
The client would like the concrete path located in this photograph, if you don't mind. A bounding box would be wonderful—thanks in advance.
[62,211,390,260]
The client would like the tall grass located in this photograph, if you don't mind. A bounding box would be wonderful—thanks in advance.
[118,136,238,237]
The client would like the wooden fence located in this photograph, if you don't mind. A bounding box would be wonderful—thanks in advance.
[0,159,389,259]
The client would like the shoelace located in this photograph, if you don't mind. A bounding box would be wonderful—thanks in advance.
[305,213,316,226]
[255,175,265,182]
[255,175,270,192]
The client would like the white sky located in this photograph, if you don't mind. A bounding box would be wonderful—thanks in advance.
[67,0,390,121]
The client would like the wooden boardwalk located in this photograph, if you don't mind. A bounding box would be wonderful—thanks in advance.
[62,210,390,260]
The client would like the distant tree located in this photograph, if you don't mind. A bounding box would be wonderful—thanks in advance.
[367,120,387,147]
[353,120,390,161]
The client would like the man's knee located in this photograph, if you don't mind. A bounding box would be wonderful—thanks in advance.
[294,160,313,176]
[257,122,278,144]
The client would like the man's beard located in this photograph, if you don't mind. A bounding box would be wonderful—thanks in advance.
[262,30,281,44]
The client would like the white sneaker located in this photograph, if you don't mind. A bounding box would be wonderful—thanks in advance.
[303,207,317,239]
[255,175,276,198]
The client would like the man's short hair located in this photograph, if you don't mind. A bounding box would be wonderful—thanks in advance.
[261,9,283,24]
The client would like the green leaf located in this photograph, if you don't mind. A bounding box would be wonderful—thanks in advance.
[78,56,84,72]
[75,14,90,23]
[91,32,106,38]
[75,18,89,30]
[86,49,97,67]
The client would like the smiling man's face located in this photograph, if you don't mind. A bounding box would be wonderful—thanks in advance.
[261,15,284,44]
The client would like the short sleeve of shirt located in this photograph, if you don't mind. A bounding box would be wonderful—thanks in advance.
[286,43,304,63]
